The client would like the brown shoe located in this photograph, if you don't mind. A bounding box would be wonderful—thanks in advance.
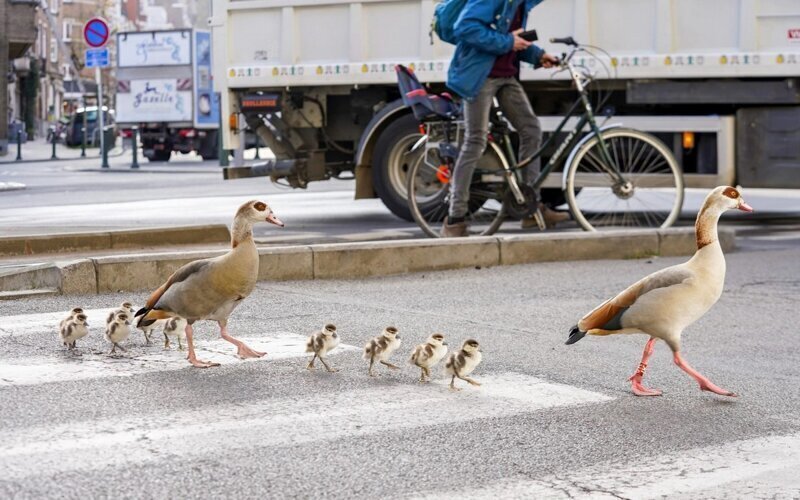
[441,217,468,237]
[521,204,570,230]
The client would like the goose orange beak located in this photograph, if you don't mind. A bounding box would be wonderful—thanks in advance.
[266,213,284,227]
[738,201,753,212]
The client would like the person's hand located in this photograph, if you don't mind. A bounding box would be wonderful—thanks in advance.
[511,29,533,52]
[540,53,559,68]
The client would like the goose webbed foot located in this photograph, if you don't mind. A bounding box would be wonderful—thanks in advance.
[673,351,737,397]
[629,374,663,397]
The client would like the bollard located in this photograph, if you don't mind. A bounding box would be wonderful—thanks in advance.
[130,127,139,169]
[80,126,86,157]
[101,125,110,169]
[15,129,22,161]
[50,128,58,160]
[218,128,229,167]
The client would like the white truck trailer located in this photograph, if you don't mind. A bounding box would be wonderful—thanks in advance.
[211,0,800,220]
[116,29,221,162]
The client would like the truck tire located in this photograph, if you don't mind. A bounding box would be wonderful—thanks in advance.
[199,131,219,160]
[372,114,421,221]
[145,149,172,162]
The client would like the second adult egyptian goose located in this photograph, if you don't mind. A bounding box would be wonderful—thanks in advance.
[135,200,284,368]
[566,186,752,397]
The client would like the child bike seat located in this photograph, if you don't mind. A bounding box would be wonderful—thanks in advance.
[395,65,460,121]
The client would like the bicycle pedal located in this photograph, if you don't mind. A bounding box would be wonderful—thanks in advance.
[534,210,546,231]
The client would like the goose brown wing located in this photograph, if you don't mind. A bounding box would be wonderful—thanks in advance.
[578,267,694,331]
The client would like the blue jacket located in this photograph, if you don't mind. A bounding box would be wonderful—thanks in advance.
[447,0,546,100]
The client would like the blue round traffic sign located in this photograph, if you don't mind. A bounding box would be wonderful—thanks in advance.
[83,18,109,48]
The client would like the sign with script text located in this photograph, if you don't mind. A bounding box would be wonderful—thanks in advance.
[116,79,193,123]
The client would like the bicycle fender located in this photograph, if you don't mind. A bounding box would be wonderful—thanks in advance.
[560,123,626,190]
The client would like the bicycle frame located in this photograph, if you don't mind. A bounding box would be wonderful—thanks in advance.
[489,52,628,197]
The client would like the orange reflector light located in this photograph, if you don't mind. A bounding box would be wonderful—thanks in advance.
[436,165,451,184]
[229,113,239,131]
[419,124,426,135]
[682,131,695,149]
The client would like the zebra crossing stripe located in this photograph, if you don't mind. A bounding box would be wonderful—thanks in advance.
[0,373,612,480]
[414,431,800,499]
[0,308,117,338]
[0,333,360,386]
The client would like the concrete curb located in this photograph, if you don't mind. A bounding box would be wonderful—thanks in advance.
[0,224,231,256]
[0,227,736,296]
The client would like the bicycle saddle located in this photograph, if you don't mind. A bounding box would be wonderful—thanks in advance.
[395,65,461,121]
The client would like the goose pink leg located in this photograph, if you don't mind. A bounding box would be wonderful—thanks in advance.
[185,323,220,368]
[629,337,662,396]
[673,352,736,397]
[219,322,266,359]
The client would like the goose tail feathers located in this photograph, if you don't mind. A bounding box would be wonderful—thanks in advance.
[565,325,587,345]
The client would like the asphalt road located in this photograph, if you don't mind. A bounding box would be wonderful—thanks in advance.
[0,236,798,498]
[2,152,800,246]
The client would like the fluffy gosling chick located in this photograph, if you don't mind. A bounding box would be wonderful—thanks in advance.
[162,317,187,350]
[107,302,138,342]
[364,326,402,377]
[106,312,132,354]
[139,319,166,346]
[444,339,483,391]
[60,313,89,349]
[59,307,84,331]
[306,324,340,372]
[410,333,448,383]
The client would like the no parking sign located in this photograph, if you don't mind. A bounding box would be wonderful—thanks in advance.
[83,18,109,48]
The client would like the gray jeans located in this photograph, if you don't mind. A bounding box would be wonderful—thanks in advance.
[449,77,542,218]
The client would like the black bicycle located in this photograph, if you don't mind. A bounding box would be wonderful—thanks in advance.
[397,37,684,237]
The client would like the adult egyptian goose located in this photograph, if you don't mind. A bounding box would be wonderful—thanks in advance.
[566,186,752,397]
[135,200,284,368]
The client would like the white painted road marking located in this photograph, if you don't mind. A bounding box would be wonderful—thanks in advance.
[0,307,117,338]
[415,431,800,499]
[0,373,612,480]
[0,333,360,386]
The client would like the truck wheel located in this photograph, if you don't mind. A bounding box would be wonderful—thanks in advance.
[199,131,219,160]
[145,149,172,162]
[372,114,422,221]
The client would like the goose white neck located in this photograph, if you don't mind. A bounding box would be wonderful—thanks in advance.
[231,218,255,248]
[695,202,723,250]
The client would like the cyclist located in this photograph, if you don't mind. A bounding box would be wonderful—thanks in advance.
[441,0,569,237]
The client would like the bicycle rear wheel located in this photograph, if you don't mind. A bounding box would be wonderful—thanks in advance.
[564,128,684,231]
[407,142,508,238]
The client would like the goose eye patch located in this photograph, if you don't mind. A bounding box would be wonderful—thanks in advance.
[254,202,267,211]
[722,187,739,199]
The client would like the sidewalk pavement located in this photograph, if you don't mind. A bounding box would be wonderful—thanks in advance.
[0,138,124,164]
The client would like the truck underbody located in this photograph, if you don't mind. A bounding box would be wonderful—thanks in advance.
[225,77,800,220]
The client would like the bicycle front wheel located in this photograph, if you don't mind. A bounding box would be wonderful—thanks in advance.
[565,128,684,231]
[407,142,508,238]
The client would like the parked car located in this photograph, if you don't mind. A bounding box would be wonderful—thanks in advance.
[65,106,118,148]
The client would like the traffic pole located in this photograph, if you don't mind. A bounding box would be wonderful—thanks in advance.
[97,67,109,169]
[80,97,87,157]
[130,127,139,169]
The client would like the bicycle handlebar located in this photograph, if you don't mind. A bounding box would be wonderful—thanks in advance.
[549,36,578,46]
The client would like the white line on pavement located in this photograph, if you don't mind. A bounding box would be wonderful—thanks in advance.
[414,431,800,499]
[0,333,360,386]
[0,307,117,338]
[0,373,612,480]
